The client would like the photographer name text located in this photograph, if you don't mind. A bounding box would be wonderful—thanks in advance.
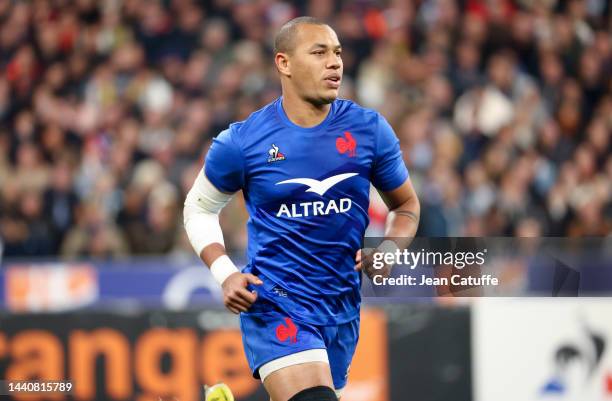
[373,274,499,286]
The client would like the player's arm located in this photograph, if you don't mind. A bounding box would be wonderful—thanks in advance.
[183,170,262,314]
[356,112,420,279]
[184,126,262,314]
[369,112,420,236]
[355,179,420,279]
[379,177,420,239]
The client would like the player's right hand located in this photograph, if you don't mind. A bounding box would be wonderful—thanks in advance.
[221,272,263,314]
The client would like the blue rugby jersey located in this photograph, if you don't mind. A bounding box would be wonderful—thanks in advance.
[205,97,408,325]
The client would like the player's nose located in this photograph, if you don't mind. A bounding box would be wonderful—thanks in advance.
[326,55,341,70]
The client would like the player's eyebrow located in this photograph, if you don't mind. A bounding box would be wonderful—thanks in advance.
[309,43,342,51]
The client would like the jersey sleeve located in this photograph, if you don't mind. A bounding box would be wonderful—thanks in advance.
[371,114,409,191]
[204,127,244,193]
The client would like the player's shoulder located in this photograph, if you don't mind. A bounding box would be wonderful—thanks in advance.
[334,98,381,126]
[227,99,279,141]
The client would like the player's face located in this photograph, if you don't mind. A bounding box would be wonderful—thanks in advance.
[289,24,343,105]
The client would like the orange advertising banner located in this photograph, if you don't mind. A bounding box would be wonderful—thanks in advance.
[0,308,387,401]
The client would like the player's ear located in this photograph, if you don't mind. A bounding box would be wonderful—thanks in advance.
[275,52,291,77]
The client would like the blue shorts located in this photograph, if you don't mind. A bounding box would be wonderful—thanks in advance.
[239,298,360,390]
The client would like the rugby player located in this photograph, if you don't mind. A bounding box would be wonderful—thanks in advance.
[185,16,420,401]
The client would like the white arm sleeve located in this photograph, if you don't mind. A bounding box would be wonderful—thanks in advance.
[183,169,239,284]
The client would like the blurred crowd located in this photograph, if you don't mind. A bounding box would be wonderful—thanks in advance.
[0,0,610,260]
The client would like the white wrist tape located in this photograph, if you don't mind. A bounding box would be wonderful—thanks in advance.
[183,169,234,256]
[210,255,240,285]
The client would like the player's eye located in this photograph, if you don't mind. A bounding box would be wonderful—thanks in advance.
[312,50,325,55]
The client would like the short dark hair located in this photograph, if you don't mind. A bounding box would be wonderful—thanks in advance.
[273,16,328,55]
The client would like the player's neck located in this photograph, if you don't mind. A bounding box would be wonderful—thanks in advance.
[281,92,331,128]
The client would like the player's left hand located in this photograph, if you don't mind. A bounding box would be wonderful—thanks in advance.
[354,249,392,280]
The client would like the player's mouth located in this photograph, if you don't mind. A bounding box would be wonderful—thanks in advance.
[324,74,341,89]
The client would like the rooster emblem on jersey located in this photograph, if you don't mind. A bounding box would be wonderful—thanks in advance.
[336,131,357,157]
